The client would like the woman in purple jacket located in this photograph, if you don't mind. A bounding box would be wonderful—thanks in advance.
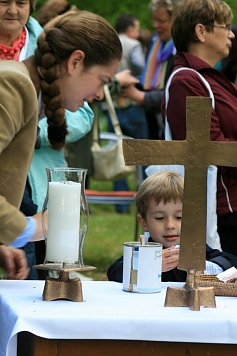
[163,0,237,255]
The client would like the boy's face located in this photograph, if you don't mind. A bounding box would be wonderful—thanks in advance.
[138,199,182,248]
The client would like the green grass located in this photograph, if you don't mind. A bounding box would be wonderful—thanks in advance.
[0,268,6,279]
[82,175,141,281]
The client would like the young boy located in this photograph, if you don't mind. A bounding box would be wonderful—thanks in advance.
[107,171,237,282]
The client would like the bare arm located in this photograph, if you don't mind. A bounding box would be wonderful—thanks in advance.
[115,69,139,87]
[122,85,145,104]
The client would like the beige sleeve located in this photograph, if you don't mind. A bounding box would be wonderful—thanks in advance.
[0,62,38,244]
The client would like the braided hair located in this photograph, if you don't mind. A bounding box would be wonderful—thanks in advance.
[35,10,122,149]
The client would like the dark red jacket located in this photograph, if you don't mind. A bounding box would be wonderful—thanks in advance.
[162,52,237,216]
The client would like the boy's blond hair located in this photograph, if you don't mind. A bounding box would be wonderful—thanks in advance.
[136,171,184,218]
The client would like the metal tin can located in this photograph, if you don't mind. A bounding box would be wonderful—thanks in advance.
[123,242,162,293]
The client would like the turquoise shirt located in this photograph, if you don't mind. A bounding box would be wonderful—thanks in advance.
[28,104,94,212]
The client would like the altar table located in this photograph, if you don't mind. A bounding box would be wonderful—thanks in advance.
[1,280,237,356]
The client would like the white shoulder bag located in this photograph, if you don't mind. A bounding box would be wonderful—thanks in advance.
[91,85,135,181]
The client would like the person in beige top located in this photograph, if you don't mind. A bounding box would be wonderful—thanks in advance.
[0,9,122,278]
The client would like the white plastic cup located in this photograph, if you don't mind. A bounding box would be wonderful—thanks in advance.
[123,242,162,293]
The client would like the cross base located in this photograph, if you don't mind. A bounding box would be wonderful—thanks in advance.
[35,264,96,302]
[164,269,216,311]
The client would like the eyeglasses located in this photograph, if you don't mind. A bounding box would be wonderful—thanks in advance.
[212,24,232,32]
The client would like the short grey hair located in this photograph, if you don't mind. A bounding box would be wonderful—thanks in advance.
[149,0,179,16]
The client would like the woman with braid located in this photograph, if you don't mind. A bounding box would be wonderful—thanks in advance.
[0,9,122,279]
[0,0,94,279]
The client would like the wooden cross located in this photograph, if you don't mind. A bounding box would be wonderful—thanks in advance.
[123,96,237,276]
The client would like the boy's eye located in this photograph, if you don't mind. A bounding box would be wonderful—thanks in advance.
[155,217,164,221]
[176,216,182,220]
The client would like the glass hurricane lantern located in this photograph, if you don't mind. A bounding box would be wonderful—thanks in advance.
[35,167,95,302]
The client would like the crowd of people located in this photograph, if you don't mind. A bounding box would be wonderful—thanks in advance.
[1,0,237,284]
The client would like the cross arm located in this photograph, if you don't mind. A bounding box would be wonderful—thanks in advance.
[123,139,187,166]
[209,142,237,167]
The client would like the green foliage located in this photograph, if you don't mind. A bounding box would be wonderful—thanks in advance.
[34,0,152,29]
[35,0,237,28]
[74,0,152,29]
[226,0,237,22]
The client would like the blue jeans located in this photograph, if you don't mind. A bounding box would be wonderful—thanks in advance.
[107,104,149,139]
[21,242,38,280]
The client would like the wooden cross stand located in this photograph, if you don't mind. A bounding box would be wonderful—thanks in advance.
[123,96,237,310]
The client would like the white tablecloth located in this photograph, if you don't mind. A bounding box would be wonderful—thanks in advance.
[1,280,237,356]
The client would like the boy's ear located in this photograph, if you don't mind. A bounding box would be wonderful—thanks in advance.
[137,213,148,231]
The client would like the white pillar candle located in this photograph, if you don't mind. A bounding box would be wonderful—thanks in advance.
[46,181,81,263]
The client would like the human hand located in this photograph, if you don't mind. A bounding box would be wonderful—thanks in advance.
[115,69,139,87]
[122,85,145,104]
[162,246,179,272]
[0,245,29,279]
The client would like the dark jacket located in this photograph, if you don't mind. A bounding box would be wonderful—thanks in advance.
[107,244,237,283]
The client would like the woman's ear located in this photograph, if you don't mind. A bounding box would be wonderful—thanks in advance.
[194,23,206,43]
[67,50,85,75]
[137,213,148,231]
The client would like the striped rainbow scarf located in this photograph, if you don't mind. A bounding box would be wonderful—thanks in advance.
[141,36,175,90]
